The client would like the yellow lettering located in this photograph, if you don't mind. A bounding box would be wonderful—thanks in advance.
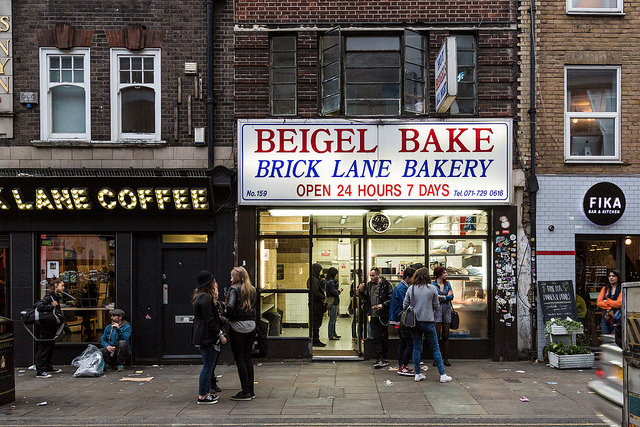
[0,76,9,93]
[172,189,190,210]
[136,188,154,209]
[190,188,209,210]
[50,189,74,209]
[12,188,33,210]
[35,188,54,210]
[155,188,171,210]
[0,40,10,56]
[97,188,116,210]
[118,188,137,210]
[70,188,91,210]
[0,17,10,32]
[0,58,10,74]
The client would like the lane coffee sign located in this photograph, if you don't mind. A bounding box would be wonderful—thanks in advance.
[238,119,513,206]
[583,182,626,226]
[0,177,211,215]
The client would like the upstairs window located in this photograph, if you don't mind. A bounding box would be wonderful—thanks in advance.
[110,48,161,141]
[564,66,620,162]
[450,35,477,116]
[270,35,297,116]
[39,48,91,141]
[567,0,623,14]
[320,29,427,116]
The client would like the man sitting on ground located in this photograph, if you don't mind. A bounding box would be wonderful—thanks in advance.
[100,308,132,372]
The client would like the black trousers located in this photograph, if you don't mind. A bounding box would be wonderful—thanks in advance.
[370,317,389,361]
[229,328,254,394]
[100,340,130,366]
[35,324,57,374]
[311,306,324,342]
[397,326,413,366]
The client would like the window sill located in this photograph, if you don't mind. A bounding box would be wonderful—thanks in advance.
[32,140,167,147]
[566,10,624,15]
[564,158,622,164]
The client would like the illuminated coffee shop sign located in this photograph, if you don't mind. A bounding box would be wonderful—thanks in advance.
[0,178,211,214]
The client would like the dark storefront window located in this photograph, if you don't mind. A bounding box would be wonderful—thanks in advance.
[0,247,6,318]
[39,234,116,343]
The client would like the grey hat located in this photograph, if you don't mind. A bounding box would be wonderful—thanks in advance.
[197,270,215,289]
[110,308,125,317]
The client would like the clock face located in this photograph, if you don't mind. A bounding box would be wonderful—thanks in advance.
[369,213,390,234]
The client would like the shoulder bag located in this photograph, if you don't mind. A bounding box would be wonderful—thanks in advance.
[399,286,416,328]
[450,301,460,330]
[251,322,268,358]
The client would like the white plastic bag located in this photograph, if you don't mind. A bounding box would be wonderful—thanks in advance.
[72,344,105,377]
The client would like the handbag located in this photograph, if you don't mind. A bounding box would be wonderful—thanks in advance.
[251,323,268,358]
[399,286,416,328]
[450,302,460,330]
[21,305,64,326]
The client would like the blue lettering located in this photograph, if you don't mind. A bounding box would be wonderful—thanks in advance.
[463,159,478,177]
[479,159,494,177]
[256,160,270,178]
[433,159,448,177]
[449,159,463,177]
[403,160,417,177]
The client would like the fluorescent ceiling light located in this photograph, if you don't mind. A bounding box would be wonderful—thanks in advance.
[382,209,482,216]
[269,209,367,217]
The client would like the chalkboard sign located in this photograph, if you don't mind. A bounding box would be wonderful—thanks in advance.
[538,280,578,323]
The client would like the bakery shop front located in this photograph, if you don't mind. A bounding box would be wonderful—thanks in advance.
[236,119,520,361]
[2,170,234,366]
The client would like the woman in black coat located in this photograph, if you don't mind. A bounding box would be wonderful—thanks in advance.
[34,278,65,378]
[192,270,226,405]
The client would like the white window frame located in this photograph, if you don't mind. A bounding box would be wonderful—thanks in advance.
[39,47,91,141]
[566,0,623,14]
[564,65,621,163]
[110,48,161,142]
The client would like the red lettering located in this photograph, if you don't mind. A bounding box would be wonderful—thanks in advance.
[475,128,494,152]
[447,128,470,152]
[358,129,376,153]
[299,129,310,152]
[442,184,449,196]
[297,184,331,197]
[311,129,332,153]
[256,129,275,152]
[400,129,420,152]
[277,129,298,153]
[422,129,444,152]
[335,129,356,153]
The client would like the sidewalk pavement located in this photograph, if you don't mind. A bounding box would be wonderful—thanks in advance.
[1,359,606,426]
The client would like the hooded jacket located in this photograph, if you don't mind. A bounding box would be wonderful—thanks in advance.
[101,320,132,349]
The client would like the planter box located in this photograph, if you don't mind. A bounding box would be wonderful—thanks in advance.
[550,325,584,336]
[548,351,594,369]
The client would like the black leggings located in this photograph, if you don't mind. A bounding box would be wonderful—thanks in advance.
[229,328,254,394]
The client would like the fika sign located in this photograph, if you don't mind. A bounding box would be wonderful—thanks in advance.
[583,182,626,226]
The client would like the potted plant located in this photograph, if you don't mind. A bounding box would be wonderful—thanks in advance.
[545,317,584,338]
[546,342,594,369]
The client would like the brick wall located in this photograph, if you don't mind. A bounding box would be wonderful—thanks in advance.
[6,0,235,169]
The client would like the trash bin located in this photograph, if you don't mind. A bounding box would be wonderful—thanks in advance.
[263,311,282,336]
[0,316,14,406]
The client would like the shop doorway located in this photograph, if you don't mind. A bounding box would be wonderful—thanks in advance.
[311,237,363,357]
[0,247,6,318]
[161,247,207,358]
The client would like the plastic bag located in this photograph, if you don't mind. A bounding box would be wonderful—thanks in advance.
[72,344,105,377]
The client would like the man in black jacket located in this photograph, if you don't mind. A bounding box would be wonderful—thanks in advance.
[359,268,392,368]
[308,263,326,347]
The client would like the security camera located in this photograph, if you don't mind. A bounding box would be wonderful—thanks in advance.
[548,225,554,232]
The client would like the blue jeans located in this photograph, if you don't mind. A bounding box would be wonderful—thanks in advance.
[411,321,445,375]
[199,345,219,396]
[329,304,339,339]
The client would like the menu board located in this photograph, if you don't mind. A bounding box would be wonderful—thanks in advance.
[538,280,577,323]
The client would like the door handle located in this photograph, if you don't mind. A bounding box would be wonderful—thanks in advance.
[162,273,168,305]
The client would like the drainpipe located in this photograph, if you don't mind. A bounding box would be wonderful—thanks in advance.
[528,0,539,359]
[206,0,215,169]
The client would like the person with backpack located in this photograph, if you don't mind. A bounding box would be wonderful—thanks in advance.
[225,266,257,401]
[192,270,226,405]
[34,278,65,378]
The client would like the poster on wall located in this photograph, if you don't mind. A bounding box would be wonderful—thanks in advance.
[238,119,513,206]
[46,261,59,279]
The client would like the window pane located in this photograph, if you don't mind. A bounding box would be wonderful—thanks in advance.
[456,35,475,50]
[131,57,142,70]
[322,62,340,82]
[121,86,155,133]
[457,51,475,67]
[405,80,424,97]
[61,56,72,68]
[458,83,476,98]
[132,71,143,84]
[345,99,399,115]
[259,210,310,235]
[345,52,400,67]
[427,211,488,235]
[345,68,400,83]
[271,68,296,83]
[369,239,425,284]
[404,95,426,114]
[39,234,116,343]
[569,117,616,156]
[323,45,340,64]
[405,63,424,80]
[143,71,154,84]
[50,70,60,83]
[273,84,296,99]
[73,56,84,69]
[271,52,295,66]
[367,212,425,236]
[567,69,617,112]
[405,31,424,49]
[312,212,364,235]
[405,46,423,65]
[322,94,340,113]
[73,70,83,83]
[347,36,399,51]
[450,99,476,115]
[120,57,130,71]
[271,35,296,51]
[457,67,475,83]
[346,83,400,99]
[61,70,72,82]
[272,101,296,115]
[572,0,618,7]
[322,78,339,97]
[143,57,154,70]
[260,238,309,290]
[429,238,487,338]
[51,86,86,133]
[120,71,130,84]
[50,56,60,69]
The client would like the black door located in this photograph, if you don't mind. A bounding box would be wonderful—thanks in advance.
[162,248,207,358]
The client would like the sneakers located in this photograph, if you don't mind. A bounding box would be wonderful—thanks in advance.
[251,393,256,399]
[414,373,426,382]
[36,372,52,379]
[373,359,388,369]
[440,374,453,383]
[230,391,253,401]
[197,394,218,405]
[211,384,222,393]
[117,365,125,372]
[48,368,63,374]
[397,365,414,376]
[443,360,451,367]
[312,341,327,347]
